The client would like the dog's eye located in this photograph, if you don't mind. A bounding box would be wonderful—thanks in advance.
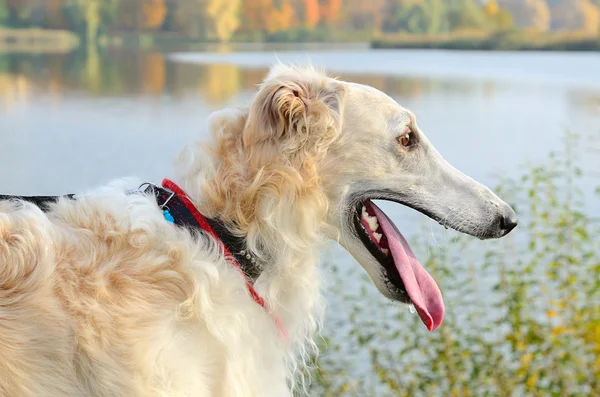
[396,129,415,148]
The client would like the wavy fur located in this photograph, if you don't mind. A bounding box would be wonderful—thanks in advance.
[0,65,345,396]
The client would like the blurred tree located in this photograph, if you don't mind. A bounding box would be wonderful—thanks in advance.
[382,1,414,33]
[550,0,600,34]
[43,0,65,29]
[447,0,489,31]
[345,0,386,32]
[265,0,294,34]
[0,0,8,25]
[240,0,294,35]
[483,0,499,15]
[141,0,166,30]
[208,0,241,41]
[494,8,514,30]
[425,0,445,33]
[68,0,101,45]
[5,0,40,27]
[241,0,272,32]
[483,0,515,30]
[382,0,447,34]
[172,1,202,38]
[498,0,550,31]
[114,1,140,31]
[320,0,342,27]
[116,0,165,31]
[99,0,119,32]
[303,0,319,28]
[175,0,240,41]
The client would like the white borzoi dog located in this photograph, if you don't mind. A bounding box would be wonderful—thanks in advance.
[0,64,517,396]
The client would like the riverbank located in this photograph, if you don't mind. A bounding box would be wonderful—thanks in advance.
[2,28,599,54]
[0,28,79,54]
[372,31,600,51]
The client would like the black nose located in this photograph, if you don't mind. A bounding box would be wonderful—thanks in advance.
[499,209,518,234]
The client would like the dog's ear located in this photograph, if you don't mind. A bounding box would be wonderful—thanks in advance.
[243,66,343,157]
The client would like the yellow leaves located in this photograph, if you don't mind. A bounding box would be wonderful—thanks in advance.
[519,353,539,390]
[243,0,296,35]
[579,0,600,34]
[580,318,600,362]
[526,372,539,389]
[451,387,472,397]
[546,309,558,318]
[551,325,574,336]
[210,0,241,41]
[483,0,500,17]
[141,0,167,30]
[174,0,240,41]
[520,352,534,368]
[265,0,295,34]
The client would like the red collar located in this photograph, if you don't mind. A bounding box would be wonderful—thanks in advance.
[161,179,287,339]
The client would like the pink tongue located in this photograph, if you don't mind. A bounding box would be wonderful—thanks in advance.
[369,202,444,331]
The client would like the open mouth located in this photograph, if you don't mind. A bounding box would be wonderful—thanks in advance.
[353,199,445,331]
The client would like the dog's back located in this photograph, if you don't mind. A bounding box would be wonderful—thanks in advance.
[0,184,289,397]
[0,192,197,396]
[0,200,82,395]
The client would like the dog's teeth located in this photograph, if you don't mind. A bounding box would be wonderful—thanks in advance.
[361,205,380,232]
[365,216,379,232]
[381,248,389,256]
[373,232,382,243]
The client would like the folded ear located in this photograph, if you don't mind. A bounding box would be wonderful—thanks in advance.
[243,65,344,158]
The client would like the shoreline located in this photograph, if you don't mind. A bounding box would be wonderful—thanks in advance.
[371,32,600,52]
[0,28,79,54]
[1,28,598,54]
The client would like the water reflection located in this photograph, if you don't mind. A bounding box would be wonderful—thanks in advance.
[0,50,542,109]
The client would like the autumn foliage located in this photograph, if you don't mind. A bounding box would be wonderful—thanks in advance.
[321,0,342,26]
[1,0,599,42]
[141,0,166,30]
[303,0,320,29]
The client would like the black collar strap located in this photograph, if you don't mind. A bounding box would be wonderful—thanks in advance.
[140,183,261,281]
[0,186,261,281]
[0,194,75,211]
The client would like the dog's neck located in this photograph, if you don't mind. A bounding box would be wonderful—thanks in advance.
[173,126,325,363]
[176,169,324,337]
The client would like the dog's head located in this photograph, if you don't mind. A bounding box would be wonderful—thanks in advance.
[208,65,517,331]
